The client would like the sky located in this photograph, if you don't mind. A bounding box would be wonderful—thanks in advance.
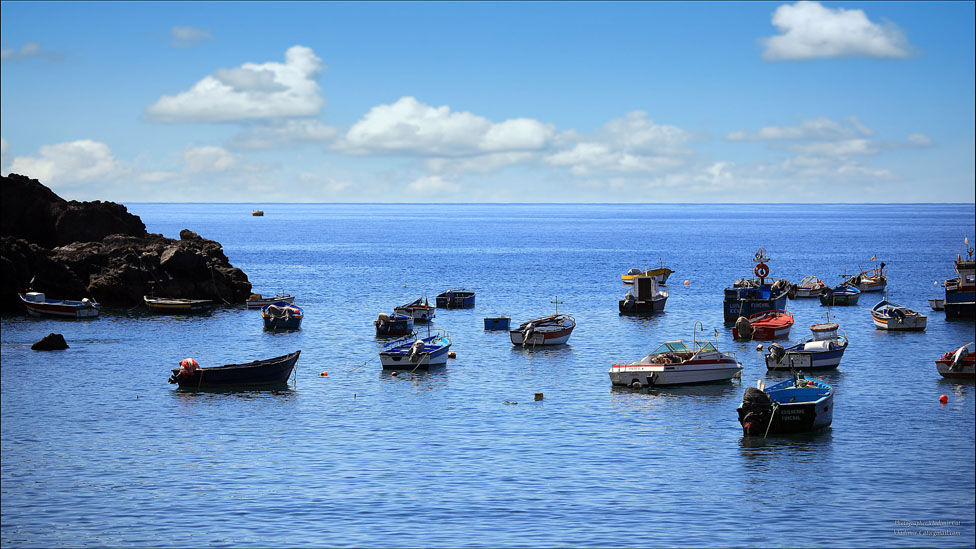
[1,1,974,203]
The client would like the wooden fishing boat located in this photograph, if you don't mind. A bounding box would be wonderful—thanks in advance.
[246,292,295,309]
[733,309,794,340]
[765,320,848,371]
[820,284,860,306]
[144,296,212,314]
[484,316,511,330]
[19,292,99,319]
[842,262,887,293]
[510,314,576,346]
[928,298,945,311]
[944,239,975,319]
[435,288,475,309]
[252,210,264,216]
[871,300,926,331]
[609,325,741,388]
[936,343,975,379]
[790,275,825,298]
[374,312,414,337]
[619,274,669,314]
[723,248,790,322]
[737,374,833,436]
[262,301,303,330]
[168,350,300,388]
[379,331,452,370]
[394,297,435,322]
[621,262,674,285]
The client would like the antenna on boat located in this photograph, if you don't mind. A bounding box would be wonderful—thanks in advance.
[551,295,563,315]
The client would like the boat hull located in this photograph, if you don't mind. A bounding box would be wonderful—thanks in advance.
[379,337,452,369]
[792,288,823,298]
[820,292,860,306]
[246,295,295,309]
[375,317,414,336]
[20,294,99,319]
[169,351,300,388]
[484,317,511,330]
[618,296,667,314]
[723,289,789,322]
[738,399,833,435]
[145,297,212,314]
[263,317,302,330]
[872,313,927,331]
[609,361,741,387]
[928,298,945,311]
[509,326,574,346]
[435,293,475,309]
[394,306,435,322]
[766,344,848,371]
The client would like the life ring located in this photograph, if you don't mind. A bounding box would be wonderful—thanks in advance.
[754,263,769,278]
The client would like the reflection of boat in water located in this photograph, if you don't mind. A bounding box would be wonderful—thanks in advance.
[871,299,926,331]
[621,261,674,285]
[944,239,975,319]
[936,343,974,379]
[619,274,668,314]
[379,332,452,370]
[609,322,742,388]
[737,374,833,436]
[765,319,848,371]
[723,248,790,322]
[733,309,793,340]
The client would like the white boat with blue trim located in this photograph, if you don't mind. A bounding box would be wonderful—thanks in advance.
[765,319,848,371]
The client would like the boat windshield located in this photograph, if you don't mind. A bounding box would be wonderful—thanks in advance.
[695,341,717,352]
[652,341,690,355]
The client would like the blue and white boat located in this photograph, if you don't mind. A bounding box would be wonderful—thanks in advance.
[723,247,790,322]
[379,331,452,370]
[765,320,848,371]
[820,283,860,306]
[435,288,475,309]
[262,301,303,330]
[374,312,414,337]
[944,239,975,319]
[484,316,511,330]
[737,374,834,436]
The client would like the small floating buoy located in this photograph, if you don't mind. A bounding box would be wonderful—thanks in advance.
[448,351,457,359]
[934,280,939,285]
[402,284,407,288]
[319,371,328,377]
[392,371,398,376]
[683,280,690,286]
[939,394,948,404]
[756,344,763,352]
[534,392,544,401]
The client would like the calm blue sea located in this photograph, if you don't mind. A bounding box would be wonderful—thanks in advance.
[2,203,974,548]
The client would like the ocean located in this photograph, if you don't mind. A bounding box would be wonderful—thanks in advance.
[2,203,974,548]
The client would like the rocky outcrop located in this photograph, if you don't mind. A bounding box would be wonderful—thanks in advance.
[32,333,69,351]
[1,174,251,312]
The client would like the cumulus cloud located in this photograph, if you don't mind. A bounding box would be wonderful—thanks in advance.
[335,96,556,156]
[7,140,121,184]
[1,42,60,62]
[406,175,461,194]
[761,1,912,61]
[145,45,324,122]
[169,26,214,48]
[544,111,691,176]
[726,116,873,142]
[184,146,243,172]
[228,119,340,150]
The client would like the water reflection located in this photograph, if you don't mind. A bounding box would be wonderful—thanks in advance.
[379,366,450,390]
[738,430,835,464]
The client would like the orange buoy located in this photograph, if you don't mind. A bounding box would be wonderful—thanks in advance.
[319,372,328,377]
[939,394,948,404]
[683,280,690,286]
[391,371,398,376]
[448,351,457,359]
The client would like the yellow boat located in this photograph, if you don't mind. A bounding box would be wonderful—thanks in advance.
[144,296,213,314]
[621,265,674,285]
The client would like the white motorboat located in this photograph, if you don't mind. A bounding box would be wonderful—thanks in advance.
[609,324,742,388]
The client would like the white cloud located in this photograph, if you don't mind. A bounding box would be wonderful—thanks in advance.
[228,119,340,150]
[792,138,877,158]
[405,175,461,194]
[427,152,536,175]
[761,1,912,61]
[545,111,690,176]
[907,133,933,146]
[145,45,324,122]
[7,140,121,184]
[184,146,242,172]
[169,26,214,48]
[1,42,59,62]
[726,116,873,141]
[298,171,353,193]
[335,96,555,156]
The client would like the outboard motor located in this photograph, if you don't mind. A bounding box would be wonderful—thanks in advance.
[740,387,773,435]
[952,346,970,370]
[376,312,390,331]
[891,308,906,321]
[522,323,536,347]
[734,316,754,340]
[623,292,636,310]
[767,343,785,362]
[407,340,426,362]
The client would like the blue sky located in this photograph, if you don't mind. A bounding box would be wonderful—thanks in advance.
[1,1,973,202]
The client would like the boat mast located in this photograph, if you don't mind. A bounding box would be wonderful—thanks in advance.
[551,295,563,315]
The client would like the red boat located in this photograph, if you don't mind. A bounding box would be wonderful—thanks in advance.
[733,309,793,340]
[936,343,974,379]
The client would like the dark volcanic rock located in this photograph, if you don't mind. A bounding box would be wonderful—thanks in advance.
[32,333,69,351]
[1,174,251,312]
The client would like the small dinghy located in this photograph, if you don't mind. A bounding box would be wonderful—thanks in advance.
[820,283,860,306]
[394,297,436,322]
[144,296,213,314]
[379,331,452,370]
[928,298,945,311]
[871,299,926,331]
[790,275,825,298]
[733,309,793,340]
[765,319,848,371]
[484,316,511,330]
[435,288,475,309]
[935,343,975,379]
[374,312,414,337]
[262,301,303,330]
[247,292,295,309]
[19,292,99,319]
[737,374,833,436]
[511,296,575,347]
[168,350,300,388]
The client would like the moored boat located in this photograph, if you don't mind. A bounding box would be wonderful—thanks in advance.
[936,343,975,379]
[168,350,300,388]
[247,292,296,309]
[19,292,99,319]
[737,374,834,436]
[144,296,213,314]
[820,284,860,306]
[379,331,452,370]
[252,210,264,216]
[723,247,790,322]
[262,301,303,330]
[944,238,975,319]
[928,298,945,311]
[394,297,436,322]
[842,260,887,292]
[733,309,794,340]
[619,274,669,314]
[790,275,826,298]
[484,316,511,330]
[435,288,475,309]
[765,320,848,371]
[871,300,926,331]
[510,314,576,346]
[374,312,414,336]
[609,325,742,388]
[621,261,674,285]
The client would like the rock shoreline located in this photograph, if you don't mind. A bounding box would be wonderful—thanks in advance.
[0,173,251,313]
